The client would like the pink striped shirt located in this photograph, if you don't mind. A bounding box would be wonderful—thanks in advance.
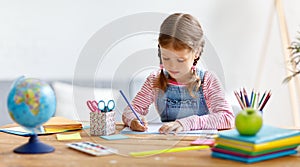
[122,70,235,130]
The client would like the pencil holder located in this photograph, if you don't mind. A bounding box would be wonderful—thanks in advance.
[90,111,116,136]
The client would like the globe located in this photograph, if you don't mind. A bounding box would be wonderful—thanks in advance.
[7,76,56,154]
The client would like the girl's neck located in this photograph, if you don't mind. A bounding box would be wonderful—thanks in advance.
[168,78,186,85]
[168,73,193,85]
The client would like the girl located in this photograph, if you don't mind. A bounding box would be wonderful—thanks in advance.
[122,13,234,134]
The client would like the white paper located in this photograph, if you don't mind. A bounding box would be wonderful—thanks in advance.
[120,123,218,135]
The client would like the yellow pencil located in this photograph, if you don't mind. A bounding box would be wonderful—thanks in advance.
[130,145,210,157]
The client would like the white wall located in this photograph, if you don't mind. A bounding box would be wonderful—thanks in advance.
[1,0,300,127]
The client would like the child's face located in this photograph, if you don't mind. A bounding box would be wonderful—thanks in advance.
[161,46,198,83]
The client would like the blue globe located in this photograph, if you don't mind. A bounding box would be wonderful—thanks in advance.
[7,76,56,130]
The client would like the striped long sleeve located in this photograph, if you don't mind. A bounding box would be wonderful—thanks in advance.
[122,71,235,130]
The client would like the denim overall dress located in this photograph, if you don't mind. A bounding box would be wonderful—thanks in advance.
[156,70,209,122]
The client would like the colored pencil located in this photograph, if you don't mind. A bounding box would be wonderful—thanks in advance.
[258,91,266,107]
[234,91,245,109]
[259,91,272,111]
[249,89,254,107]
[251,91,257,108]
[119,90,144,126]
[240,90,245,107]
[243,88,250,107]
[234,88,271,111]
[256,92,260,110]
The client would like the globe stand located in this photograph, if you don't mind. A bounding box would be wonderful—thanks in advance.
[14,134,54,154]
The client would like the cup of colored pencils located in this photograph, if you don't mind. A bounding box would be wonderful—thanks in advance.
[234,88,271,112]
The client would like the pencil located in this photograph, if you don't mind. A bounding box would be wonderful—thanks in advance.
[119,90,144,126]
[259,90,272,111]
[256,92,260,110]
[234,91,244,109]
[243,88,250,107]
[249,89,254,107]
[258,91,266,107]
[240,90,245,107]
[130,146,210,157]
[251,91,257,108]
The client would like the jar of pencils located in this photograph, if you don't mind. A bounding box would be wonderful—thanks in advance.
[234,88,272,113]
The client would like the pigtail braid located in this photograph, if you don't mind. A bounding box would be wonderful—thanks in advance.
[187,56,201,97]
[154,45,168,92]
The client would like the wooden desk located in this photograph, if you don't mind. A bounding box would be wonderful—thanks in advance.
[0,124,299,167]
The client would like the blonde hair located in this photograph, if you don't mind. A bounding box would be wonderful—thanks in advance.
[155,13,205,97]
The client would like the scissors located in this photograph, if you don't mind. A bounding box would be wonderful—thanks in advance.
[98,100,115,112]
[86,100,101,112]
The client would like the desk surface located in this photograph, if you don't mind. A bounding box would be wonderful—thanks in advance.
[0,124,300,167]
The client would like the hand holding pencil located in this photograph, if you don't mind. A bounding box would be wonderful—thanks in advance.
[119,90,148,132]
[130,117,148,132]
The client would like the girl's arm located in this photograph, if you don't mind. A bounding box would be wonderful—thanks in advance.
[176,71,235,130]
[122,72,156,127]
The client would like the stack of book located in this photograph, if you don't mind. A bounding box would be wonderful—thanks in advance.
[211,125,300,163]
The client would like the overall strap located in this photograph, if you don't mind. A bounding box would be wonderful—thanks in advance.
[198,69,206,85]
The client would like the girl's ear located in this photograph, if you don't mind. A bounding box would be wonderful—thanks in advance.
[195,46,204,58]
[194,49,201,59]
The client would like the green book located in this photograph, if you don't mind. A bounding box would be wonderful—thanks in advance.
[214,144,299,156]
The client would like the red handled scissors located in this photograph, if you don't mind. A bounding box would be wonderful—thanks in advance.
[86,100,100,112]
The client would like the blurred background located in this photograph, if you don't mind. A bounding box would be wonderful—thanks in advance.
[1,0,300,128]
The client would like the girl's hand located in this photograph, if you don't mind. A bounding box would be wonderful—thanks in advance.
[159,121,184,134]
[130,118,148,132]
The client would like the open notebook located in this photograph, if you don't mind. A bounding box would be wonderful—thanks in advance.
[0,117,83,136]
[120,123,218,135]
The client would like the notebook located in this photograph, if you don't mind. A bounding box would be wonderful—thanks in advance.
[0,117,83,136]
[190,138,215,146]
[211,146,297,158]
[211,149,297,163]
[100,134,129,140]
[214,144,299,156]
[120,123,218,135]
[218,125,300,144]
[43,117,82,130]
